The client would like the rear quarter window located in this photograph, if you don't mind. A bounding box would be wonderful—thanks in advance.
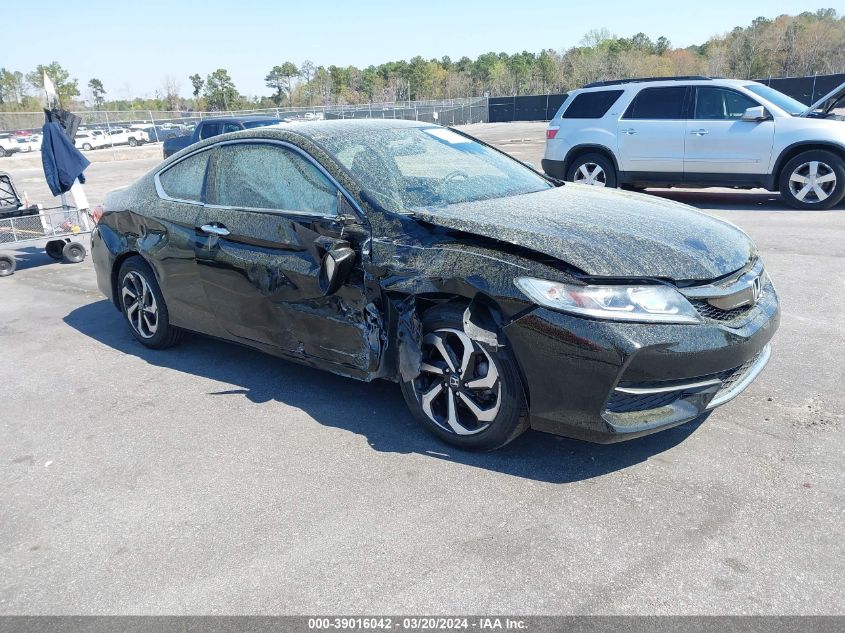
[561,90,624,119]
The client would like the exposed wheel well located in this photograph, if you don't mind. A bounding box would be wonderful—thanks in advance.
[773,143,845,186]
[565,145,620,176]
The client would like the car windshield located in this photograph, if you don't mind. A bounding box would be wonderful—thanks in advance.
[317,125,551,213]
[744,84,807,116]
[243,119,282,129]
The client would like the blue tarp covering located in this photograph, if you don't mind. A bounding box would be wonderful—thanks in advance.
[41,122,89,197]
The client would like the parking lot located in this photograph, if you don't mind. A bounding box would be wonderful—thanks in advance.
[1,121,843,614]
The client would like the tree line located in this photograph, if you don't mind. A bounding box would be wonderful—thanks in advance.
[1,9,842,114]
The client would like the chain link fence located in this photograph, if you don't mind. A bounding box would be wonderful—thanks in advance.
[0,97,488,138]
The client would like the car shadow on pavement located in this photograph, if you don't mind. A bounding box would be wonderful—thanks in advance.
[65,300,708,484]
[648,188,845,211]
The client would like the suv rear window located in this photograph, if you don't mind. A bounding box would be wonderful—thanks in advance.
[562,90,623,119]
[623,86,688,120]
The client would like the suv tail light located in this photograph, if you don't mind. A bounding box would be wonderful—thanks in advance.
[91,205,103,224]
[546,127,559,139]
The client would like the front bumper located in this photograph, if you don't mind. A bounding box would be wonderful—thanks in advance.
[502,280,780,443]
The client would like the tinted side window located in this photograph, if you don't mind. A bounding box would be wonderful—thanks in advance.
[158,151,210,202]
[694,87,760,120]
[562,90,624,119]
[623,87,688,120]
[212,143,338,214]
[222,123,242,133]
[200,122,223,139]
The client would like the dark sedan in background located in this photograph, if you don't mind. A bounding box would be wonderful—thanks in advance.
[92,120,779,450]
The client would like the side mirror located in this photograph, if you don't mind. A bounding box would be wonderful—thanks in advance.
[318,241,356,296]
[741,106,769,122]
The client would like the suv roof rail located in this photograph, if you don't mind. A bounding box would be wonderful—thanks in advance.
[582,76,712,89]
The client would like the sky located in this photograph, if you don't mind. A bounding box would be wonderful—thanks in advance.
[4,0,828,101]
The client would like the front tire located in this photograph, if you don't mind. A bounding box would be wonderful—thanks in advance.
[779,150,845,210]
[399,303,528,451]
[118,256,182,349]
[128,138,138,147]
[82,143,92,151]
[565,152,617,188]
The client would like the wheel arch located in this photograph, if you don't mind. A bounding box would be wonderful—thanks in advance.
[771,141,845,189]
[110,250,152,310]
[381,288,532,409]
[564,144,620,177]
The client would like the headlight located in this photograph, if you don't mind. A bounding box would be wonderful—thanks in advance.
[514,277,702,324]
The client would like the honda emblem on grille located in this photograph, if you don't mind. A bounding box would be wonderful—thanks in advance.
[751,275,763,304]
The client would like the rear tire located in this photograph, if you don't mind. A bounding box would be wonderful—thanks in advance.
[0,254,16,276]
[128,138,138,147]
[82,143,92,151]
[399,303,528,451]
[565,152,618,188]
[46,240,65,260]
[779,150,845,210]
[0,147,8,158]
[118,256,183,349]
[62,242,86,263]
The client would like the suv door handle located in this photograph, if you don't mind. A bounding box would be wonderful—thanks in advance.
[690,129,709,136]
[200,223,230,236]
[620,128,637,135]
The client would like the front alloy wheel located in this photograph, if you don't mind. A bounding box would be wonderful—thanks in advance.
[788,161,836,204]
[414,328,502,436]
[400,304,528,451]
[779,150,845,210]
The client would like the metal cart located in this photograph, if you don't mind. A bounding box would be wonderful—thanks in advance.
[0,172,93,277]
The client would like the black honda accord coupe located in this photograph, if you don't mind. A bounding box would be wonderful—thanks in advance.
[92,119,779,450]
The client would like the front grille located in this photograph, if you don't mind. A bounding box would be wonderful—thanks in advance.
[711,352,761,400]
[690,299,755,323]
[606,391,681,413]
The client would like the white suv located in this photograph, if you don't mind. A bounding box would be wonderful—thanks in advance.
[542,76,845,209]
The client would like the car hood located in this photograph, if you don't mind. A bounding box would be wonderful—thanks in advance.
[412,185,755,281]
[802,80,845,117]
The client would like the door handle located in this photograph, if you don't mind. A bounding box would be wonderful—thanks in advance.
[620,128,637,135]
[690,129,709,136]
[200,223,230,236]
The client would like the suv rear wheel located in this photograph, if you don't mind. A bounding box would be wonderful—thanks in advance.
[779,150,845,210]
[565,152,617,188]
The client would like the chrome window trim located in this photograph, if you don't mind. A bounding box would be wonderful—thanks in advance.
[153,146,213,207]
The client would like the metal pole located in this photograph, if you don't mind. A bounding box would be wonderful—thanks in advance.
[104,110,118,159]
[148,110,159,142]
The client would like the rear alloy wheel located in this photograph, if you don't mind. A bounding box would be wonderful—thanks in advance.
[565,152,618,188]
[779,150,845,210]
[400,304,528,451]
[128,138,138,147]
[118,256,182,348]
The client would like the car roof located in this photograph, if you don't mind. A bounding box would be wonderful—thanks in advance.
[577,77,761,92]
[201,115,280,123]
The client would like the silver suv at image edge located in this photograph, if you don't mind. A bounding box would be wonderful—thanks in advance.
[542,76,845,209]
